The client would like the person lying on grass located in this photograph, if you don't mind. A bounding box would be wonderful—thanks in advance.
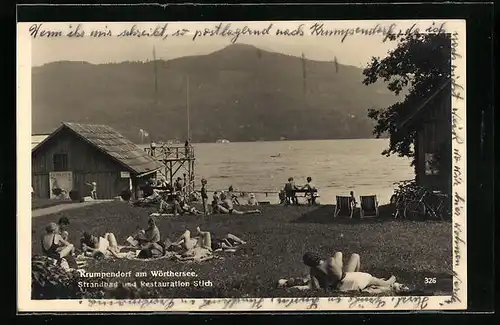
[80,231,121,259]
[302,251,396,292]
[41,222,78,268]
[216,192,261,215]
[130,184,162,207]
[154,193,203,217]
[166,227,247,260]
[176,193,204,216]
[134,217,165,258]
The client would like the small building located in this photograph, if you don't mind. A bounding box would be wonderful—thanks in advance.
[32,122,165,200]
[397,78,452,193]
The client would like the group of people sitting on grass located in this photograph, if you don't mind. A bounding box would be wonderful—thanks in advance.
[40,215,248,268]
[41,216,404,294]
[130,178,262,217]
[279,177,318,206]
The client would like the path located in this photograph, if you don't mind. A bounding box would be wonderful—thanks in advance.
[31,200,113,218]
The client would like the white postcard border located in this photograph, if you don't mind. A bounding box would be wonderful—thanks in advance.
[17,19,467,312]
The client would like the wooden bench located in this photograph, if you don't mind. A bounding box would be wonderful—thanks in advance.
[284,188,319,205]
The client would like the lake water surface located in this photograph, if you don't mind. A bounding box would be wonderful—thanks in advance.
[153,139,414,204]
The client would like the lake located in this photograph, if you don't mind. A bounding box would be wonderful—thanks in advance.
[147,139,415,205]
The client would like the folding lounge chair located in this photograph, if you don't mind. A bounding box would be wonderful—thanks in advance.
[334,196,354,219]
[360,195,379,219]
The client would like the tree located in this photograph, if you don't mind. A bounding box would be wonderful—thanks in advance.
[362,32,451,166]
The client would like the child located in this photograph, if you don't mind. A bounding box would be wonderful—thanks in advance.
[247,193,259,206]
[200,178,209,215]
[85,181,97,199]
[349,191,357,209]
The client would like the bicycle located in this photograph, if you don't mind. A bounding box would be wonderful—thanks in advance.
[391,181,426,219]
[404,190,449,221]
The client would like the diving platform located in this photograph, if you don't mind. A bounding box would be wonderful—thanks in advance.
[144,144,196,197]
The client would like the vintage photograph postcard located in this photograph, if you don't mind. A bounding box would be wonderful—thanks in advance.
[17,19,467,312]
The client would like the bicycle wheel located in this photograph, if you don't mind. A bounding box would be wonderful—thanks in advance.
[404,200,426,220]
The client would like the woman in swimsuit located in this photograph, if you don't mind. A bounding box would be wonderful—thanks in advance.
[41,222,75,261]
[303,251,396,291]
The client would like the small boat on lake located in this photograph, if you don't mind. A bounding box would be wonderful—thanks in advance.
[216,139,230,144]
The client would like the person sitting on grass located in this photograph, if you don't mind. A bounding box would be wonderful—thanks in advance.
[228,185,240,205]
[134,217,165,258]
[247,193,259,206]
[41,222,77,268]
[177,194,204,216]
[302,251,396,292]
[211,191,221,213]
[57,216,70,241]
[156,194,204,217]
[80,231,121,259]
[217,192,261,215]
[130,183,162,207]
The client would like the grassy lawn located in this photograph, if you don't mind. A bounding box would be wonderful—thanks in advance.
[31,202,453,299]
[32,198,76,210]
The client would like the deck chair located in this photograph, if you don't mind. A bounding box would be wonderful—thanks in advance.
[334,196,354,219]
[360,195,379,219]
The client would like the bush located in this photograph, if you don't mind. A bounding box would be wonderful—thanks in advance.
[69,190,81,201]
[120,189,132,201]
[32,255,107,299]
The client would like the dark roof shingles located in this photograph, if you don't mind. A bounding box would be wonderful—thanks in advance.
[63,122,164,175]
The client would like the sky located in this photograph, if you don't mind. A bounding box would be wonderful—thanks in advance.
[27,20,436,68]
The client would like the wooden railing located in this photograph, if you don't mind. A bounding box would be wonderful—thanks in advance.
[144,145,194,160]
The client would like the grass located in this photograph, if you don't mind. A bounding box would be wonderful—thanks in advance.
[31,202,453,299]
[32,198,76,210]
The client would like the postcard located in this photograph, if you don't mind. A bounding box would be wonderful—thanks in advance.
[18,19,466,312]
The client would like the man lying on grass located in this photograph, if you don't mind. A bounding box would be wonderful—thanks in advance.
[302,251,396,292]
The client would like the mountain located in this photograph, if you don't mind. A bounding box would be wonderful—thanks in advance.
[31,43,401,142]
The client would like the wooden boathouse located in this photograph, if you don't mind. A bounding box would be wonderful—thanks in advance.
[32,122,165,200]
[397,78,452,193]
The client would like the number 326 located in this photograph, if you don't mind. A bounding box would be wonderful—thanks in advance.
[425,277,437,284]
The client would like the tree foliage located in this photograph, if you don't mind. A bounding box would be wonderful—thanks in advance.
[362,33,451,165]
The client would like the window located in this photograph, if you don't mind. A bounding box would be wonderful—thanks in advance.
[425,153,439,175]
[53,154,68,171]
